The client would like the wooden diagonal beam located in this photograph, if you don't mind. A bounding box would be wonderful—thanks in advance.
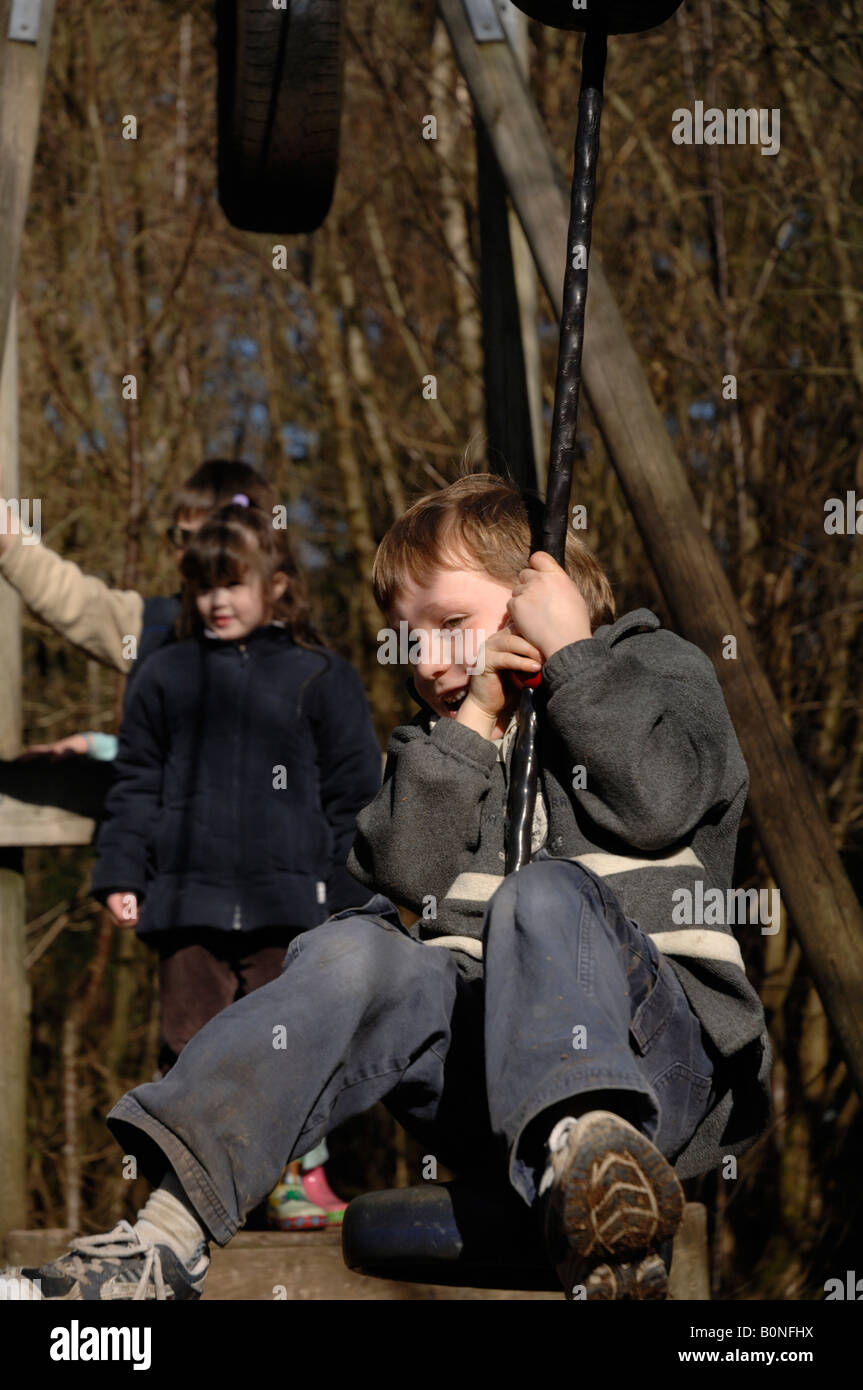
[437,0,863,1099]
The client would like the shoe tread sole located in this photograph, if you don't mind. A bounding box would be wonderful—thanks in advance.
[547,1111,684,1301]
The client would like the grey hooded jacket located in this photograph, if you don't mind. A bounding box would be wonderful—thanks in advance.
[347,608,772,1179]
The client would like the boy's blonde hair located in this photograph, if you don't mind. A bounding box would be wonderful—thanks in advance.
[373,473,615,631]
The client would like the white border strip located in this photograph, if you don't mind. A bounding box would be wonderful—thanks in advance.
[425,936,484,959]
[572,848,705,875]
[423,929,744,969]
[443,872,504,902]
[651,929,744,969]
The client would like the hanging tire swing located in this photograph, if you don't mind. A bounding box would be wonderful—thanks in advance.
[216,0,346,234]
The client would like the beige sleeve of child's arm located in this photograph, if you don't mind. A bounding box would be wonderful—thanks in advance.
[0,534,144,672]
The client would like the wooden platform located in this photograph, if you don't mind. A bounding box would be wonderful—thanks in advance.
[3,1203,709,1300]
[0,756,116,849]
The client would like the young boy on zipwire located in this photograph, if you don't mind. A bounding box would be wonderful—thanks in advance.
[7,473,770,1301]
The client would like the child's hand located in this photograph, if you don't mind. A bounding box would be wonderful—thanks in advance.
[457,627,543,738]
[17,734,89,760]
[106,892,139,928]
[507,552,592,659]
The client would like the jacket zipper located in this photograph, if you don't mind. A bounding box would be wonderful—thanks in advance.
[232,643,249,929]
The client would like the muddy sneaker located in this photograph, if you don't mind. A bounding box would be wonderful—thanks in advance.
[539,1110,684,1301]
[1,1220,208,1301]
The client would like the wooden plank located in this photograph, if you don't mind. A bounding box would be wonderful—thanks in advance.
[436,0,863,1098]
[3,1228,559,1300]
[202,1231,558,1302]
[0,796,95,846]
[4,1204,709,1299]
[668,1202,710,1301]
[0,757,113,845]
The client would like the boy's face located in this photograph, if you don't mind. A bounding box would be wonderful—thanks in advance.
[389,565,514,721]
[168,509,208,569]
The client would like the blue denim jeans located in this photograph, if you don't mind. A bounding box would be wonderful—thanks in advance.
[107,857,716,1246]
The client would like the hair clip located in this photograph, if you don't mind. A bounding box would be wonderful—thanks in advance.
[231,493,250,507]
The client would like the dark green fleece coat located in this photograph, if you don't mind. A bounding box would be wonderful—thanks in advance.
[348,608,771,1181]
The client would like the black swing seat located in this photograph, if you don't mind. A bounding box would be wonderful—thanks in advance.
[341,1180,561,1291]
[342,1182,699,1294]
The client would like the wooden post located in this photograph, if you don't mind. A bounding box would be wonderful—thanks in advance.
[0,298,28,1250]
[0,0,55,1251]
[0,0,57,383]
[437,0,863,1099]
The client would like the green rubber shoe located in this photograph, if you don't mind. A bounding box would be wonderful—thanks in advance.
[268,1165,328,1231]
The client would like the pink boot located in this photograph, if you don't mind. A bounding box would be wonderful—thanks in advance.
[301,1166,348,1225]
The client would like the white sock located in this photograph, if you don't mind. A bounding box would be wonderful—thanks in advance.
[133,1171,209,1271]
[537,1115,580,1198]
[299,1138,329,1171]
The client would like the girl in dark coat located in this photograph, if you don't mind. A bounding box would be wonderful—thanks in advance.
[91,496,382,1225]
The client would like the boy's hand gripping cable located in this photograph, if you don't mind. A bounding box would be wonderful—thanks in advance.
[505,29,607,872]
